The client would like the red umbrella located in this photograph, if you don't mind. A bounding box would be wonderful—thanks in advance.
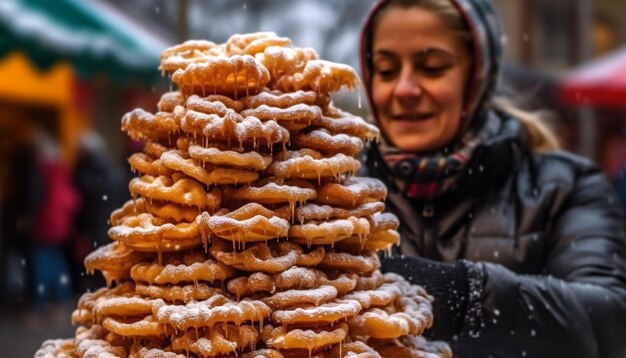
[560,47,626,107]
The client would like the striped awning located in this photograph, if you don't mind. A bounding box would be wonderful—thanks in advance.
[0,0,171,86]
[560,47,626,108]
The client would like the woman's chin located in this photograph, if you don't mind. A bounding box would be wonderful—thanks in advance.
[385,120,453,152]
[392,136,440,152]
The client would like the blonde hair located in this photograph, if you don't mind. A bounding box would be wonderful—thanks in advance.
[491,97,560,152]
[371,0,471,47]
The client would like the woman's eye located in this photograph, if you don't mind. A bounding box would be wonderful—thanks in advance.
[424,66,447,75]
[374,67,396,79]
[420,63,451,75]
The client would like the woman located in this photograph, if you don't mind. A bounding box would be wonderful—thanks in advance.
[360,0,626,357]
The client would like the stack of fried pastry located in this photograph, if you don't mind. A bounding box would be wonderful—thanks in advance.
[36,32,452,358]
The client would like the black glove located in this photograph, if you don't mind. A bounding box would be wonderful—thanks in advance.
[381,255,470,340]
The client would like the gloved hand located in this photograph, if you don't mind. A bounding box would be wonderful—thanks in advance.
[381,255,471,340]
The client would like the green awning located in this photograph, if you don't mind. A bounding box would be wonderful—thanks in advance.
[0,0,171,86]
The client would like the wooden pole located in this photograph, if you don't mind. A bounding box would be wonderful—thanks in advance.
[177,0,189,42]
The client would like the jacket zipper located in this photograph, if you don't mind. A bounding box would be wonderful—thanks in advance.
[423,202,435,218]
[421,201,436,256]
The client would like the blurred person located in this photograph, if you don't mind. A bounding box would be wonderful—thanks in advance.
[2,124,42,307]
[359,0,626,356]
[70,130,126,293]
[27,129,79,311]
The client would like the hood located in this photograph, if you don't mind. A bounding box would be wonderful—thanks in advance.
[359,0,505,131]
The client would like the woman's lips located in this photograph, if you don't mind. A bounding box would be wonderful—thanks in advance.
[388,113,435,130]
[392,113,434,121]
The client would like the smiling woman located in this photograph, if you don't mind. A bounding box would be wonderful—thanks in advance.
[370,6,470,152]
[360,0,626,357]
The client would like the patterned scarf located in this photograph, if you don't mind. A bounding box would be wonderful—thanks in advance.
[376,111,501,199]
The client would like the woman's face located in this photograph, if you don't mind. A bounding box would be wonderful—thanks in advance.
[371,6,471,152]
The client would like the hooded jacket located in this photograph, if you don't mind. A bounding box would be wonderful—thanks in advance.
[360,0,626,357]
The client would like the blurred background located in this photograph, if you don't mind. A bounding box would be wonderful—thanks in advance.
[1,0,626,356]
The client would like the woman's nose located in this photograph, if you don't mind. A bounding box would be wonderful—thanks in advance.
[393,71,422,100]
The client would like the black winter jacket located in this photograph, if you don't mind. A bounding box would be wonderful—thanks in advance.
[365,114,626,358]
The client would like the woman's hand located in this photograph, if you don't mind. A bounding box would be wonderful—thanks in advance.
[381,255,471,340]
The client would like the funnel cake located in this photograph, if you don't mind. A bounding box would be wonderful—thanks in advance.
[36,32,450,358]
[204,204,290,244]
[171,55,271,97]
